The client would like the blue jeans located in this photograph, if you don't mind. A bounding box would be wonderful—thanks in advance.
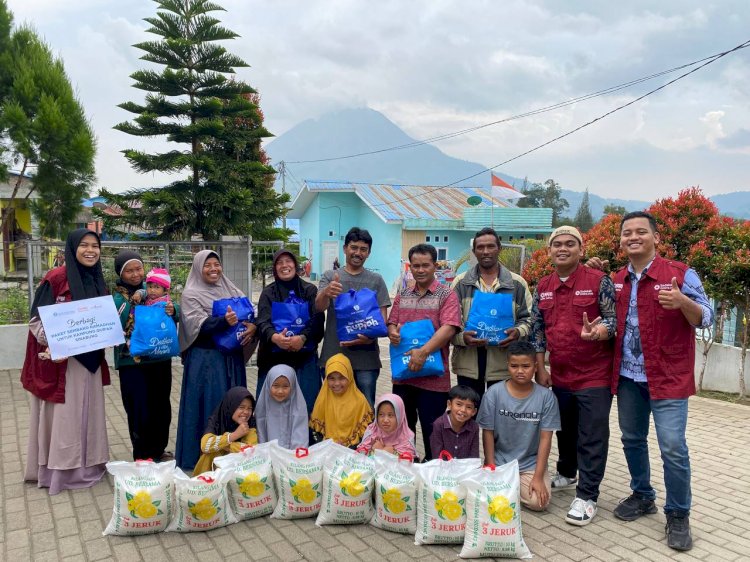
[354,369,379,408]
[617,377,691,516]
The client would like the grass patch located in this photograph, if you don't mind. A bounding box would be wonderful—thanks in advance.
[697,389,750,406]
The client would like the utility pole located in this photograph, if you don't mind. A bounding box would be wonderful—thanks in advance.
[279,160,287,229]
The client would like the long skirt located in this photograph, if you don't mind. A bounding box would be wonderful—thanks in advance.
[175,346,246,471]
[25,359,109,495]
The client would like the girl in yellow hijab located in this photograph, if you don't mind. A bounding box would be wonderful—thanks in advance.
[310,354,373,447]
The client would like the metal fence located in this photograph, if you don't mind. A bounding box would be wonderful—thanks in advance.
[24,239,284,304]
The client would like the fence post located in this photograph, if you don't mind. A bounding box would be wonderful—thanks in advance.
[520,245,526,273]
[164,242,170,271]
[27,240,34,303]
[247,236,253,301]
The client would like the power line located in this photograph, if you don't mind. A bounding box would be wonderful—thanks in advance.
[285,45,748,165]
[367,38,750,208]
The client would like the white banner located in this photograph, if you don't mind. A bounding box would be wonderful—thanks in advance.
[38,296,125,360]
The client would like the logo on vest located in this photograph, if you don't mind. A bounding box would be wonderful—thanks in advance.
[540,291,554,300]
[653,284,673,291]
[575,289,594,296]
[614,283,623,291]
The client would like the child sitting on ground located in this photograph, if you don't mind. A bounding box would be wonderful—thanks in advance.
[429,384,481,459]
[255,364,309,450]
[310,353,373,447]
[193,386,257,475]
[477,341,560,511]
[357,394,418,458]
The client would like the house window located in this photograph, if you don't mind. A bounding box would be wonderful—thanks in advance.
[425,235,431,242]
[434,233,440,240]
[443,236,449,242]
[437,248,447,261]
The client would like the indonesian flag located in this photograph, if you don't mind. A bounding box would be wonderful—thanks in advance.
[490,173,525,199]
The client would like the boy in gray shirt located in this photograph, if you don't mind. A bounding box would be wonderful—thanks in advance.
[478,341,560,511]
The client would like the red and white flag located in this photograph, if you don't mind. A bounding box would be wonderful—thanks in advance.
[490,173,525,199]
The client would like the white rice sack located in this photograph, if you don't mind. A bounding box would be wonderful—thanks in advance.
[214,442,277,520]
[460,460,532,559]
[370,450,420,534]
[104,460,176,536]
[414,454,481,545]
[166,469,237,532]
[270,440,333,520]
[316,443,376,526]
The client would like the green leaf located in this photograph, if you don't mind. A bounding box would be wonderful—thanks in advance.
[126,492,134,501]
[153,500,161,507]
[434,491,441,501]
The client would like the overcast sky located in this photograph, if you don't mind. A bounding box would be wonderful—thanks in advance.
[8,0,750,200]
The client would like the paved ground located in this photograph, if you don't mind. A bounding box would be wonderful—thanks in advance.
[2,346,749,561]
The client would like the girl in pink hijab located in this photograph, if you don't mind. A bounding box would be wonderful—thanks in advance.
[357,394,417,458]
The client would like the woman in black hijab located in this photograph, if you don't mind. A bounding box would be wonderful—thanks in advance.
[112,249,178,462]
[21,229,110,495]
[255,249,324,419]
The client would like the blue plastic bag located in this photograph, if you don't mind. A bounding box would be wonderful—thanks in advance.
[212,296,255,354]
[271,291,314,352]
[465,292,515,345]
[389,319,444,381]
[334,288,388,342]
[129,303,180,358]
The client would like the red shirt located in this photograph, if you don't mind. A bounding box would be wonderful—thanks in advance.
[387,279,462,392]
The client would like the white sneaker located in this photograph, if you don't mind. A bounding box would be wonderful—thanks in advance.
[566,497,597,526]
[550,473,577,490]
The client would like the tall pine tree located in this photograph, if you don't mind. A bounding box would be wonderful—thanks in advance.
[101,0,286,240]
[0,0,96,239]
[573,188,594,232]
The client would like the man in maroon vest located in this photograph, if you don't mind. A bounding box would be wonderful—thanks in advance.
[610,211,712,552]
[531,226,615,527]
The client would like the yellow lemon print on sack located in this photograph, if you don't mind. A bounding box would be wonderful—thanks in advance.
[188,497,219,521]
[125,490,163,519]
[381,486,411,514]
[488,494,516,524]
[290,478,319,504]
[339,471,366,497]
[434,490,464,521]
[238,472,267,498]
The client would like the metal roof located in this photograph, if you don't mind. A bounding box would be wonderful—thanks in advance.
[299,180,509,222]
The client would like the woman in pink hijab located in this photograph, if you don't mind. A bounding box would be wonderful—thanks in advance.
[357,394,417,458]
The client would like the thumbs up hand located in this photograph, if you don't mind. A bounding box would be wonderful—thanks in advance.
[657,276,686,310]
[388,323,402,345]
[326,272,343,299]
[225,304,238,326]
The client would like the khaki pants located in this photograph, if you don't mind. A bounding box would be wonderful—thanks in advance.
[520,470,551,511]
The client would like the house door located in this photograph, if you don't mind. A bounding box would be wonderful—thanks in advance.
[322,241,339,272]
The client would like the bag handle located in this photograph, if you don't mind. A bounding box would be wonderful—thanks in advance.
[439,450,454,461]
[398,452,414,462]
[295,447,309,458]
[483,463,496,471]
[135,458,154,464]
[197,475,215,483]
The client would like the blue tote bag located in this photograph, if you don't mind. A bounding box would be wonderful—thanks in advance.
[129,303,180,358]
[271,291,315,352]
[389,319,444,381]
[465,291,515,345]
[211,296,255,354]
[334,288,388,342]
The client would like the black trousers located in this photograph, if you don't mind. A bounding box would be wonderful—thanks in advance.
[392,384,449,461]
[119,361,173,460]
[552,385,612,501]
[456,348,499,401]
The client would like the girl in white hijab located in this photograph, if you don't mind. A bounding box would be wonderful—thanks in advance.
[255,364,309,449]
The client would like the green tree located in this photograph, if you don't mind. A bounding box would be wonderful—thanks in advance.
[100,0,287,240]
[517,178,569,226]
[0,1,96,239]
[603,204,627,216]
[573,188,594,232]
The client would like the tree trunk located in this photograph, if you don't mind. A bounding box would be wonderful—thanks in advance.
[738,295,748,400]
[697,326,715,393]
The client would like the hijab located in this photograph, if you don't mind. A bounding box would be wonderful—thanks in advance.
[358,394,417,457]
[255,364,309,449]
[30,228,108,373]
[178,249,245,351]
[270,248,304,302]
[203,386,255,436]
[114,249,144,297]
[310,354,373,447]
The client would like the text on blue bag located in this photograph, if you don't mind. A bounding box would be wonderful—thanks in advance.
[465,292,515,345]
[389,319,443,381]
[211,296,255,353]
[130,303,179,358]
[334,288,387,342]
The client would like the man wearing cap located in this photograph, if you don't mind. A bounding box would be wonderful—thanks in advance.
[530,225,616,527]
[451,227,533,399]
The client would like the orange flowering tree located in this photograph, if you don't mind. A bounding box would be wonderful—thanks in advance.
[646,187,719,262]
[689,216,750,399]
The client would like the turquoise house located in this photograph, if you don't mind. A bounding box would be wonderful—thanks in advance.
[288,180,553,291]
